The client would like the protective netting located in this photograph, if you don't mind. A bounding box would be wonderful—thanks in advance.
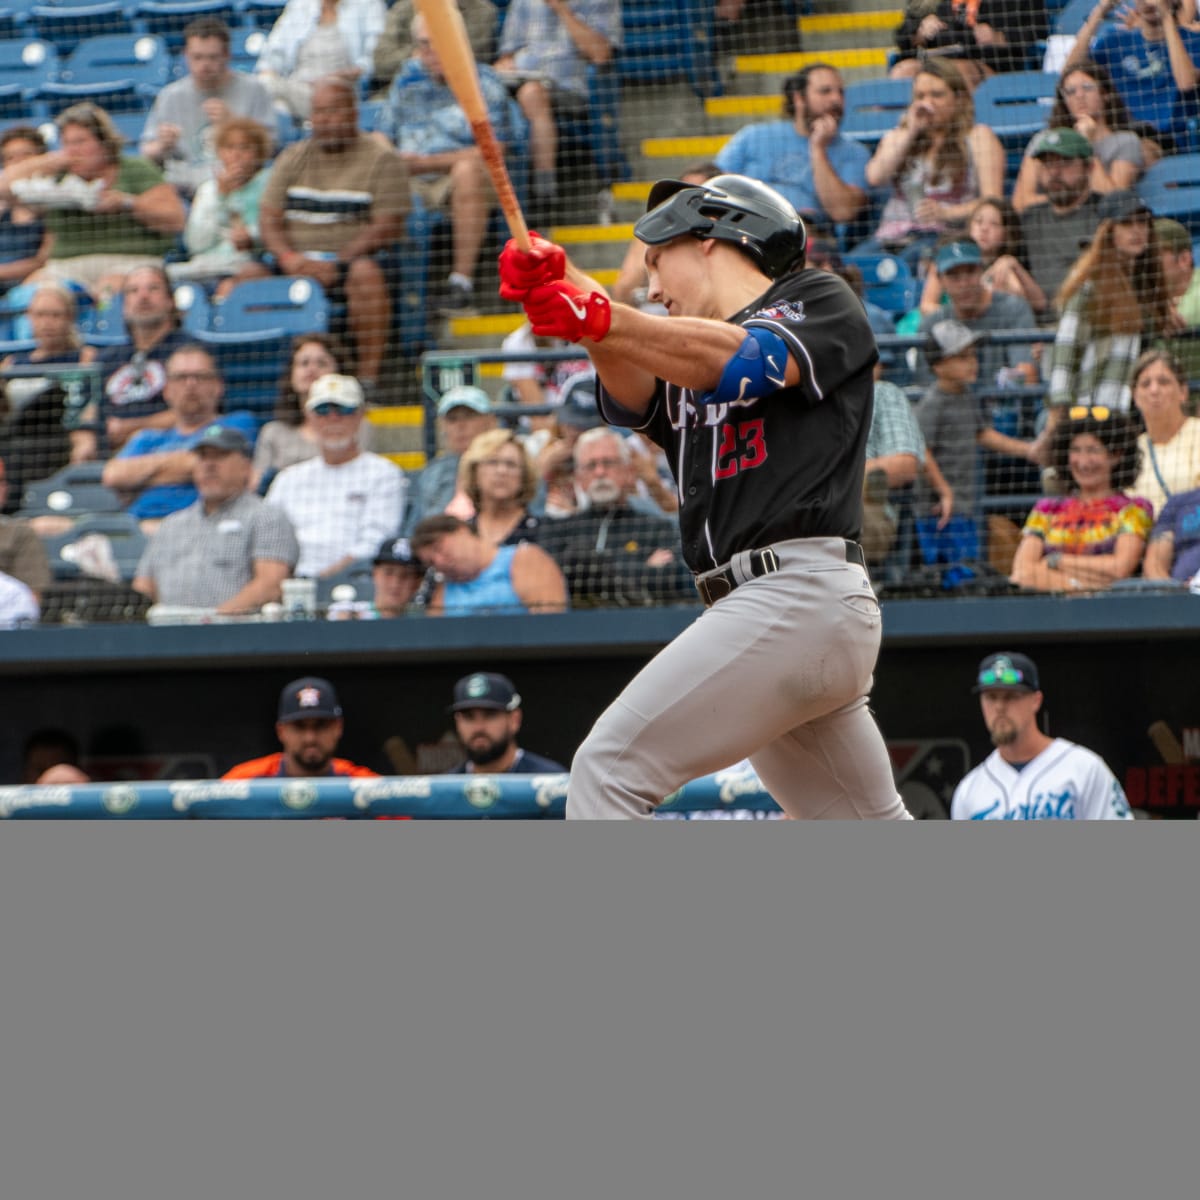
[2,1,1198,630]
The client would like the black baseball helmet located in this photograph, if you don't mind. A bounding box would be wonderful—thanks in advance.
[634,174,808,278]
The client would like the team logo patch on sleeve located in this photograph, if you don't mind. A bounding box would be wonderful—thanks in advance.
[756,300,806,323]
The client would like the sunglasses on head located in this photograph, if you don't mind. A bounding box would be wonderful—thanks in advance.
[310,402,356,416]
[1068,405,1110,421]
[978,666,1026,687]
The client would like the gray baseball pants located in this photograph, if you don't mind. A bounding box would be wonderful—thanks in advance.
[566,536,913,820]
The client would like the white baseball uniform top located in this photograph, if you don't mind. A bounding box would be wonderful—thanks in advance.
[951,738,1133,821]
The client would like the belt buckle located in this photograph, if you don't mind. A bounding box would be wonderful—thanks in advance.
[757,548,779,575]
[697,572,733,606]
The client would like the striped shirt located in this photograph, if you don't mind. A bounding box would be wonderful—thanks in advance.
[136,491,299,608]
[262,134,408,255]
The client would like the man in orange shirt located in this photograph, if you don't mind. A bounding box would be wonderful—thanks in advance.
[223,675,378,779]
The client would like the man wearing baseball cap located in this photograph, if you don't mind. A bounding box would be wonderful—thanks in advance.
[402,385,496,535]
[223,675,379,778]
[134,421,299,614]
[1018,128,1103,313]
[265,374,407,577]
[444,672,566,775]
[916,238,1037,387]
[950,652,1132,820]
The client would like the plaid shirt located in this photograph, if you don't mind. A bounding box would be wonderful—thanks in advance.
[1046,283,1143,411]
[498,0,622,97]
[137,491,299,608]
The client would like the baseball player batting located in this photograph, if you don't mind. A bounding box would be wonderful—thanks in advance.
[498,174,912,820]
[951,652,1133,820]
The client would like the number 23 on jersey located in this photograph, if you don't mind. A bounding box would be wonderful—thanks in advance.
[715,418,768,479]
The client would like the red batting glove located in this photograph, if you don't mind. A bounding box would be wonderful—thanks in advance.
[523,281,612,343]
[498,232,566,301]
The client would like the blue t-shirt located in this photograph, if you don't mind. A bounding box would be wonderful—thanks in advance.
[442,543,524,614]
[118,410,258,519]
[1153,485,1200,580]
[1092,26,1200,142]
[381,59,520,162]
[715,121,871,224]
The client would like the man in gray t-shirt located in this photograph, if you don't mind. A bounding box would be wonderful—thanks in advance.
[140,18,275,194]
[915,240,1037,386]
[1018,129,1102,316]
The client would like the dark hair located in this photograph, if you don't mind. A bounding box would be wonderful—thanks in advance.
[0,124,46,155]
[967,196,1031,269]
[1049,408,1142,492]
[1048,60,1137,134]
[121,264,181,328]
[275,332,347,425]
[411,513,472,551]
[782,61,839,118]
[183,16,231,49]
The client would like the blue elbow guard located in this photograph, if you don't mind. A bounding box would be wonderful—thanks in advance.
[700,326,790,406]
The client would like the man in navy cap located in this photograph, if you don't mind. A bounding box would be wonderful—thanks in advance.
[223,676,379,779]
[444,672,566,775]
[950,652,1132,820]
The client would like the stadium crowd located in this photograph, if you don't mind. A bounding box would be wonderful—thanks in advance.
[2,0,1200,635]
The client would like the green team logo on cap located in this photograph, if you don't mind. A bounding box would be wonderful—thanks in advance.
[466,674,490,698]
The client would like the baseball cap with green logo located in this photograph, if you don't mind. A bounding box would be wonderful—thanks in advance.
[1029,128,1093,160]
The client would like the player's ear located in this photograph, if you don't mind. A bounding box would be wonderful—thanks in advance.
[511,709,523,735]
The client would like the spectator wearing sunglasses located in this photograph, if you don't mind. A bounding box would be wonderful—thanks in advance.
[950,651,1133,821]
[1010,406,1151,593]
[265,373,406,577]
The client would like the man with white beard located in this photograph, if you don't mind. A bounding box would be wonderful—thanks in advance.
[537,427,693,609]
[265,374,406,578]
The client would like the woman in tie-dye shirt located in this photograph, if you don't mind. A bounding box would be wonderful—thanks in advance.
[1010,407,1152,593]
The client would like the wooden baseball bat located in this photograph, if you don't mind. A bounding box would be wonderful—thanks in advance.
[1148,720,1185,765]
[414,0,531,250]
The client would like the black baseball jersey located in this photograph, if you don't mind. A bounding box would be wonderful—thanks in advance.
[599,269,877,573]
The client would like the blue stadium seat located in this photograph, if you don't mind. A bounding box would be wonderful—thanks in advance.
[28,1,135,58]
[20,462,124,518]
[228,24,265,72]
[188,278,329,415]
[0,8,32,42]
[207,276,329,336]
[557,63,629,192]
[37,33,169,116]
[1137,154,1200,236]
[133,0,239,52]
[0,38,58,122]
[80,301,128,346]
[237,0,285,27]
[841,79,912,150]
[971,71,1058,186]
[618,0,721,99]
[172,281,213,335]
[843,250,919,316]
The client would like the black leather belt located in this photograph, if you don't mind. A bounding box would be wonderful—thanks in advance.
[695,540,866,607]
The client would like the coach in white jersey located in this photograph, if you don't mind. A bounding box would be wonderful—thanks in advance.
[951,651,1132,821]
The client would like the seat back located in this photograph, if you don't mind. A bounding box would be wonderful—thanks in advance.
[38,32,168,115]
[41,511,148,581]
[209,277,329,337]
[844,251,919,315]
[1138,154,1200,236]
[618,0,721,99]
[0,38,58,119]
[28,1,135,58]
[841,78,912,149]
[133,0,239,52]
[972,71,1057,150]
